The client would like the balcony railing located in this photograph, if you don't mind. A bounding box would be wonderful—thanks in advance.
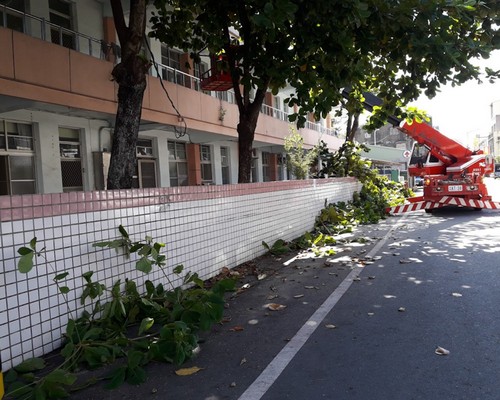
[0,4,111,59]
[1,3,339,137]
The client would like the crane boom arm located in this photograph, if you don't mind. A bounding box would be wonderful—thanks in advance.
[341,89,474,165]
[400,120,473,165]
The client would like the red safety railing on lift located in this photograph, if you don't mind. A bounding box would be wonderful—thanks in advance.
[200,54,233,91]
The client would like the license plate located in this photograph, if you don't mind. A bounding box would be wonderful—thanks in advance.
[448,185,463,192]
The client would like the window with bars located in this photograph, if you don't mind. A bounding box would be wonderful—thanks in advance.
[168,140,188,187]
[220,146,230,184]
[0,119,36,195]
[262,151,271,182]
[49,0,75,50]
[160,45,183,82]
[277,154,287,181]
[0,0,25,32]
[132,139,157,188]
[59,127,82,192]
[200,145,213,184]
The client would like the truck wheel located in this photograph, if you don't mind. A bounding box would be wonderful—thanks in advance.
[425,208,434,214]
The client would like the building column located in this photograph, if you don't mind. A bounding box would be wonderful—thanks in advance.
[187,143,201,185]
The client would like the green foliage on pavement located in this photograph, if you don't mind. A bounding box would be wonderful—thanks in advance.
[7,226,234,399]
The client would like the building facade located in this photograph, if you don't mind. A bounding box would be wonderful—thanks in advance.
[0,0,344,196]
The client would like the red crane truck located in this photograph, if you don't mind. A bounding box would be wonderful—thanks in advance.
[389,120,498,214]
[344,90,499,214]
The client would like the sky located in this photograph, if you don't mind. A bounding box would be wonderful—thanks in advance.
[410,50,500,147]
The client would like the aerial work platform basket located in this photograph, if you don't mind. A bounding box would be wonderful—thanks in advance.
[200,54,233,91]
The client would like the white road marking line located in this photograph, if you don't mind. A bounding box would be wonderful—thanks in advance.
[238,216,407,400]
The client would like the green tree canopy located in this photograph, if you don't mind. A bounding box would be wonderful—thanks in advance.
[149,0,500,182]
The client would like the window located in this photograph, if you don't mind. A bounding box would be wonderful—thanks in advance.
[194,61,208,79]
[262,151,271,182]
[160,45,183,83]
[168,141,188,187]
[0,0,25,32]
[200,145,213,184]
[132,139,157,188]
[49,0,75,50]
[59,127,82,192]
[0,119,36,195]
[220,146,230,184]
[277,154,287,181]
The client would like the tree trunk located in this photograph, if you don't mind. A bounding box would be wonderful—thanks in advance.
[107,69,146,189]
[237,111,259,183]
[107,0,148,190]
[346,112,360,142]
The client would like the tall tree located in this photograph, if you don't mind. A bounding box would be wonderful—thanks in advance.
[107,0,150,189]
[150,0,500,183]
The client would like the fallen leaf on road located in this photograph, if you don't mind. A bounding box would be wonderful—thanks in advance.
[264,303,286,311]
[175,366,204,376]
[240,358,247,365]
[248,319,259,325]
[294,294,304,298]
[399,259,413,264]
[304,285,315,289]
[258,273,267,280]
[367,312,375,316]
[398,307,406,312]
[325,324,337,329]
[451,292,462,297]
[435,346,450,356]
[229,326,244,332]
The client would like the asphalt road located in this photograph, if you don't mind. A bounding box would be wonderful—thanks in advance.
[257,208,500,400]
[69,179,500,400]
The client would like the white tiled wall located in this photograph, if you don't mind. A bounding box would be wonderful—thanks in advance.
[0,178,361,370]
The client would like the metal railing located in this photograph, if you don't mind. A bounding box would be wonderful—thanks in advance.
[0,4,111,59]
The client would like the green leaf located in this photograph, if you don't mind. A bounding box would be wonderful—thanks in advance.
[127,350,144,369]
[126,366,147,385]
[54,272,69,281]
[173,264,184,274]
[60,342,75,359]
[138,317,155,336]
[118,225,129,239]
[138,244,152,257]
[6,381,33,398]
[44,369,76,386]
[136,257,152,273]
[82,271,94,283]
[18,253,34,273]
[129,243,144,253]
[105,366,126,390]
[14,358,46,373]
[17,246,33,256]
[83,327,103,341]
[4,368,18,383]
[29,237,37,250]
[59,286,70,294]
